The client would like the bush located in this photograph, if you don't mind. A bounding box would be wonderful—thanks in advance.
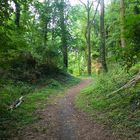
[76,64,140,139]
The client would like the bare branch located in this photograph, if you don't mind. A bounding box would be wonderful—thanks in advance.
[90,0,100,25]
[89,1,93,11]
[79,0,87,10]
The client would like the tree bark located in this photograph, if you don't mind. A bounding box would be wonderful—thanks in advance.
[59,0,68,70]
[100,0,108,72]
[120,0,126,48]
[79,0,92,75]
[14,0,20,27]
[44,0,50,47]
[44,17,48,47]
[87,1,91,75]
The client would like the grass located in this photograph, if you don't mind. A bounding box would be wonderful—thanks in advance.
[75,64,140,139]
[0,73,80,139]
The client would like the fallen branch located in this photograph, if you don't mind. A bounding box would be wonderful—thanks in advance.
[108,70,140,97]
[9,96,24,111]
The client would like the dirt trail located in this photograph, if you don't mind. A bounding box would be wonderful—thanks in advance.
[15,79,116,140]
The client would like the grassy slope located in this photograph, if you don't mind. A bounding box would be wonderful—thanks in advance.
[0,73,80,139]
[75,65,140,139]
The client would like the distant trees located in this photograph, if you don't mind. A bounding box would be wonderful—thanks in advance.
[79,0,93,75]
[0,0,69,71]
[0,0,139,76]
[79,0,108,74]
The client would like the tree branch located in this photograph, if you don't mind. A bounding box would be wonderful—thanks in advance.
[90,0,100,25]
[79,0,87,10]
[108,70,140,98]
[89,1,93,11]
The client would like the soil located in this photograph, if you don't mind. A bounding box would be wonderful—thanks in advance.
[14,79,117,140]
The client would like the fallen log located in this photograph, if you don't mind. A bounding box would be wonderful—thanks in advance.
[108,70,140,98]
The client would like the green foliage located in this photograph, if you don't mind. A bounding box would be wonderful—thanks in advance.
[0,0,72,75]
[0,72,80,139]
[123,14,140,68]
[105,0,140,70]
[76,64,140,139]
[0,0,140,138]
[129,62,140,74]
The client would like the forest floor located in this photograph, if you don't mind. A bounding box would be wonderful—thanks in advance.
[13,79,117,140]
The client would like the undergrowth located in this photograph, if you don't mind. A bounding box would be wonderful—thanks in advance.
[75,64,140,139]
[0,72,80,139]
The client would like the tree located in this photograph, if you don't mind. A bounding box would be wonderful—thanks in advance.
[100,0,108,72]
[59,0,68,70]
[79,0,93,75]
[120,0,126,48]
[86,0,92,75]
[13,0,21,27]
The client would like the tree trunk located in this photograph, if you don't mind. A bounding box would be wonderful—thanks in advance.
[79,0,92,75]
[44,17,48,47]
[44,0,50,47]
[87,3,91,75]
[100,0,108,72]
[60,0,68,70]
[120,0,126,48]
[14,0,20,27]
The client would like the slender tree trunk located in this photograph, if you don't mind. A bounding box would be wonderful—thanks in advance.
[14,0,20,27]
[52,6,56,46]
[120,0,126,48]
[79,0,92,75]
[60,0,68,70]
[44,17,48,47]
[44,0,50,47]
[100,0,108,72]
[87,4,91,75]
[78,51,81,75]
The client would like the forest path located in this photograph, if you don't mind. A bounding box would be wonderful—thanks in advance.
[16,79,116,140]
